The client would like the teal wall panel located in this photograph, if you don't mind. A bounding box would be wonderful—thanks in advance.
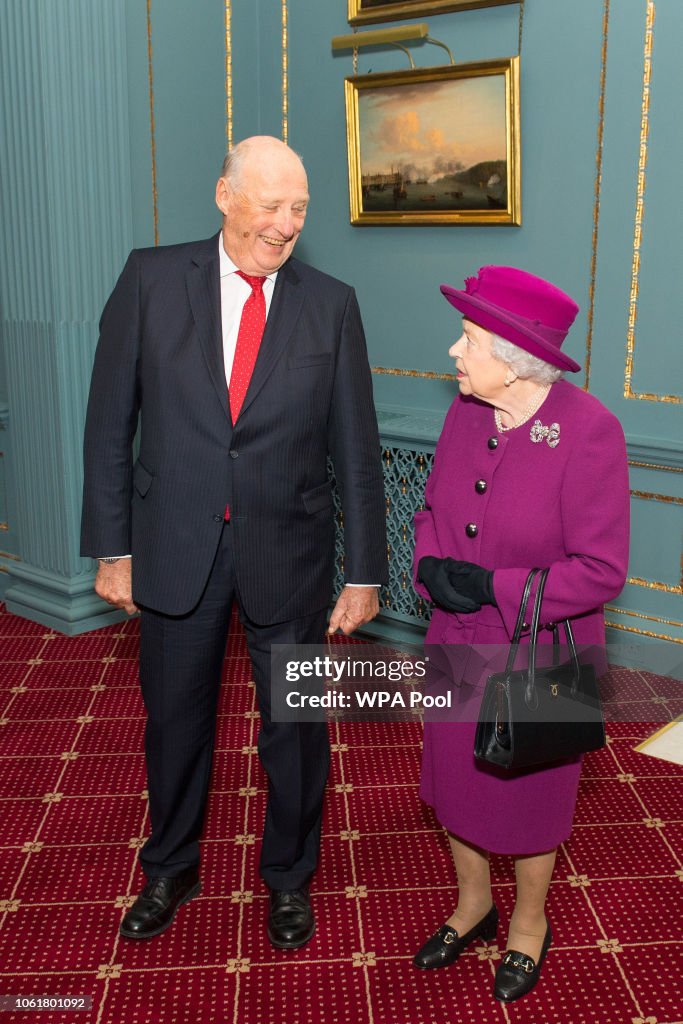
[124,0,226,250]
[632,5,683,396]
[591,1,683,414]
[0,402,19,592]
[148,0,225,243]
[629,496,682,590]
[0,0,135,626]
[232,0,284,141]
[124,0,157,249]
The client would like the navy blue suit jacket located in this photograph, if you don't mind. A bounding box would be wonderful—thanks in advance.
[81,232,387,621]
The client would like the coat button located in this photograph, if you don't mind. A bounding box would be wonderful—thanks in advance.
[465,523,478,538]
[213,514,223,523]
[229,449,239,459]
[475,479,487,494]
[487,436,499,450]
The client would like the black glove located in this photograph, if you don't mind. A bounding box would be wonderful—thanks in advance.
[446,560,496,607]
[418,557,495,613]
[418,556,480,612]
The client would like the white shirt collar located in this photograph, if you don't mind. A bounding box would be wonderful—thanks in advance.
[218,232,278,285]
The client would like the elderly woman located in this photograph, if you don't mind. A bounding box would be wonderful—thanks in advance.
[412,266,629,1002]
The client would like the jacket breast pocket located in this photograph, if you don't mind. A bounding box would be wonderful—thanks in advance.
[301,481,333,515]
[133,460,154,498]
[288,353,332,369]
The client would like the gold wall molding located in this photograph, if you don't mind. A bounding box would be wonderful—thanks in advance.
[605,620,683,644]
[629,459,683,474]
[627,575,682,596]
[225,1,233,149]
[624,1,680,404]
[605,605,683,630]
[584,0,610,392]
[146,0,159,246]
[372,366,457,381]
[282,0,288,143]
[630,490,683,505]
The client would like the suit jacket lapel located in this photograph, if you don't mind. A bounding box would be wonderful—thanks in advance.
[237,259,304,420]
[186,233,230,421]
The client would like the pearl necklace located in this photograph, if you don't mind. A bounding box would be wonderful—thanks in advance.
[494,384,551,433]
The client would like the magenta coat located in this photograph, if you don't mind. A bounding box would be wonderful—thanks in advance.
[414,380,630,853]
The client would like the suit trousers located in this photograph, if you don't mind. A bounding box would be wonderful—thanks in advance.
[137,522,330,890]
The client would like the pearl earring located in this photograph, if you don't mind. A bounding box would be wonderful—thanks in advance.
[504,375,512,387]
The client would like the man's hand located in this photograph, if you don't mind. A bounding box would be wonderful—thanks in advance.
[327,585,379,636]
[95,559,138,616]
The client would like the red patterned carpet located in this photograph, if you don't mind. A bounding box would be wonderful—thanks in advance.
[1,604,682,1024]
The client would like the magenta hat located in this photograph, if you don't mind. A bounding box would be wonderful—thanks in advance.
[440,265,581,372]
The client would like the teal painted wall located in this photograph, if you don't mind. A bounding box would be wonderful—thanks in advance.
[124,0,225,247]
[0,0,680,642]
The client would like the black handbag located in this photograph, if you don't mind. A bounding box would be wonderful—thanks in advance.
[474,568,606,770]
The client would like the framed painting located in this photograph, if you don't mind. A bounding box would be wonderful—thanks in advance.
[344,58,520,225]
[348,0,519,26]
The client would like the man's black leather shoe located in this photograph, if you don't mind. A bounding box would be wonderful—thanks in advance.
[119,867,201,940]
[494,921,552,1002]
[267,888,315,949]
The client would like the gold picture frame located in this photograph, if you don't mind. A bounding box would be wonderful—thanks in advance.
[345,58,521,226]
[348,0,519,26]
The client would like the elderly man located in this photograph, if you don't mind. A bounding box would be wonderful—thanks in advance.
[81,136,387,947]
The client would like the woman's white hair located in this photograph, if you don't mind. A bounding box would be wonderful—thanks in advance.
[490,332,564,385]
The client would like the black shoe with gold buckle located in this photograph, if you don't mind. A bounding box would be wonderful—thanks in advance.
[494,921,552,1002]
[413,904,499,970]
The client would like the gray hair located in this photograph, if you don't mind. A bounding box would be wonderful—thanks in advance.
[220,145,248,189]
[220,138,305,190]
[490,332,564,385]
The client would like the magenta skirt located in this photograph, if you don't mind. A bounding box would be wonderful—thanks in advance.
[420,717,582,854]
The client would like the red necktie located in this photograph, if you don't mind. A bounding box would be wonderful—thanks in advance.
[229,271,266,424]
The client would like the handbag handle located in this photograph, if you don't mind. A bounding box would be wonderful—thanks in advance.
[503,567,541,675]
[523,569,582,708]
[502,568,582,710]
[494,568,540,750]
[526,568,550,690]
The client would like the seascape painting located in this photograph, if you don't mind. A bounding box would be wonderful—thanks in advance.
[344,60,520,225]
